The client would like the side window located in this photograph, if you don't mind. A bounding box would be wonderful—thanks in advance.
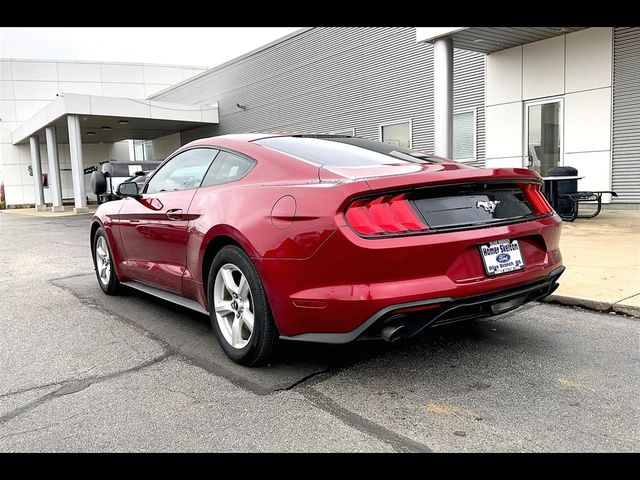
[200,151,255,188]
[145,148,218,194]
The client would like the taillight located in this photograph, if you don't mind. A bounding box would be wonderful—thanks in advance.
[345,193,428,236]
[523,183,553,215]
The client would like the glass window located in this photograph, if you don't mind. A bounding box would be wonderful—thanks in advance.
[453,111,476,161]
[201,151,255,188]
[145,148,218,194]
[380,121,411,148]
[133,142,144,161]
[326,128,355,136]
[144,142,154,161]
[254,136,443,167]
[526,101,561,176]
[132,140,154,161]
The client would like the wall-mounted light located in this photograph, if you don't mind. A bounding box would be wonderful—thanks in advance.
[118,120,129,125]
[101,126,111,131]
[236,102,247,111]
[87,131,96,136]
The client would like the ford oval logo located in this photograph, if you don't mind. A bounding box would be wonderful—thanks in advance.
[496,253,511,263]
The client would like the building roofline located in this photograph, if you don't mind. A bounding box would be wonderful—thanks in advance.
[149,27,313,98]
[0,57,208,70]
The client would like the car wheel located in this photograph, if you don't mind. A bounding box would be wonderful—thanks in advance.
[93,227,120,295]
[208,245,278,366]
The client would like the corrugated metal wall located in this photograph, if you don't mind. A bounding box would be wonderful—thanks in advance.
[153,27,486,166]
[612,27,640,203]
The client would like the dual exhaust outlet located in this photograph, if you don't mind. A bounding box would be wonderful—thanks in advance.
[380,315,409,343]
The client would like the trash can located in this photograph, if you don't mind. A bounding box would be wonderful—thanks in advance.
[547,166,578,216]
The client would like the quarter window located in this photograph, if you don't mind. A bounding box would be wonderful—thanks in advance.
[145,148,218,194]
[201,151,255,188]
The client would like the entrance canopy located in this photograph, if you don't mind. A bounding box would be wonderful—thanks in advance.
[14,93,218,214]
[11,93,219,145]
[416,27,587,54]
[415,27,588,160]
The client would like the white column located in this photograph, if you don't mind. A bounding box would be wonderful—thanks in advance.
[434,37,453,158]
[67,114,88,213]
[29,135,46,211]
[45,126,64,212]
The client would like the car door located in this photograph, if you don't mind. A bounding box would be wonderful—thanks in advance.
[117,147,219,292]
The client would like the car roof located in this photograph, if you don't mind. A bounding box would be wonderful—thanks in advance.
[185,132,354,146]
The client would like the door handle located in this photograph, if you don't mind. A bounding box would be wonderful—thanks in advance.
[166,208,184,220]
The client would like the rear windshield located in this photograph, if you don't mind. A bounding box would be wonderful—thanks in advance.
[253,136,445,167]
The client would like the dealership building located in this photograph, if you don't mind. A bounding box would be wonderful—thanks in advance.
[1,27,638,211]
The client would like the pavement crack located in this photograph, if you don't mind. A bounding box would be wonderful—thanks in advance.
[0,352,173,426]
[300,386,433,453]
[274,367,333,392]
[0,381,66,400]
[0,423,58,441]
[50,277,175,353]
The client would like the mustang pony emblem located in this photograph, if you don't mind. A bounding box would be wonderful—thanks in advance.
[476,200,501,213]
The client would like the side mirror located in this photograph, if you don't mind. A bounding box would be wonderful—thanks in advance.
[117,181,140,198]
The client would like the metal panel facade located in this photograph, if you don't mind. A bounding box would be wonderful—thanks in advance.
[612,27,640,203]
[152,27,485,166]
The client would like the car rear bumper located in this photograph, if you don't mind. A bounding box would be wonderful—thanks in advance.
[257,213,563,338]
[280,265,565,343]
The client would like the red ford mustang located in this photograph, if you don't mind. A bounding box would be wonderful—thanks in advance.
[90,134,564,365]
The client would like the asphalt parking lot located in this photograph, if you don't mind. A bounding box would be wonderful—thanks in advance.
[0,212,638,452]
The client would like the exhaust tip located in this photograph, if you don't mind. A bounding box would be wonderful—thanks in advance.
[381,323,408,343]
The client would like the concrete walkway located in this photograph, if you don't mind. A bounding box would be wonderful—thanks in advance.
[547,210,640,317]
[0,205,98,217]
[1,205,638,317]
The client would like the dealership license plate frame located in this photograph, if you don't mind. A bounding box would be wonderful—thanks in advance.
[479,239,525,276]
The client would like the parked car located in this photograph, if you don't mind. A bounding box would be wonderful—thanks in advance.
[91,160,161,204]
[90,134,564,365]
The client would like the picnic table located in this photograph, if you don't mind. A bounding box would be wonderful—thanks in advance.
[541,175,617,222]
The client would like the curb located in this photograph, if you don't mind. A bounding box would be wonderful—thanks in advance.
[545,294,640,319]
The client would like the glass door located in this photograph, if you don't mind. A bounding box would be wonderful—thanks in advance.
[524,98,563,176]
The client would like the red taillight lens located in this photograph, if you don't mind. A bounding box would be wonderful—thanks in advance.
[345,193,428,236]
[523,183,553,215]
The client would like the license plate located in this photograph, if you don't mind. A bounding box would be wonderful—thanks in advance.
[479,239,525,276]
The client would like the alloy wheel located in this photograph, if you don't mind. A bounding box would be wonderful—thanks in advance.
[95,236,111,286]
[213,263,255,349]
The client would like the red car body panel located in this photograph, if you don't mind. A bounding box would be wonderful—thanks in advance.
[92,134,563,341]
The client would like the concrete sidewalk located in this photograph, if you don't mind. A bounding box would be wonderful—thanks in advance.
[1,205,638,317]
[0,205,98,217]
[547,209,640,317]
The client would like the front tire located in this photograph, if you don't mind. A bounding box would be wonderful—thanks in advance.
[208,245,278,366]
[92,227,120,295]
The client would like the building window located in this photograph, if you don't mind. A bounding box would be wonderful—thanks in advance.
[379,120,412,148]
[453,110,476,161]
[132,140,154,161]
[327,128,356,136]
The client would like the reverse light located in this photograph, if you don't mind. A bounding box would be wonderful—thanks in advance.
[523,183,554,215]
[345,193,428,236]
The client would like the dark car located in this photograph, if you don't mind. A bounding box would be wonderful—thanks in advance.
[90,134,564,366]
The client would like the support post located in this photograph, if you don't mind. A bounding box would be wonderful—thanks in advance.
[29,135,46,211]
[45,126,64,212]
[434,37,453,158]
[67,114,88,213]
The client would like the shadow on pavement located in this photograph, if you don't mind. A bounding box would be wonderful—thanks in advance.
[51,273,499,395]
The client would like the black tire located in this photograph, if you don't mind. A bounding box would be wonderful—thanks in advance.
[91,171,107,195]
[92,227,120,295]
[208,245,278,366]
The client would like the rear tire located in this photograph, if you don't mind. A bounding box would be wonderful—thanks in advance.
[92,227,120,295]
[208,245,278,366]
